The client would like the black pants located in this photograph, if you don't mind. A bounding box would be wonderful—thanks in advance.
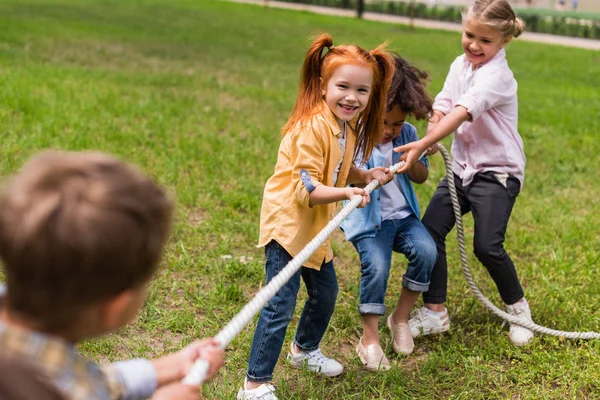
[422,172,524,305]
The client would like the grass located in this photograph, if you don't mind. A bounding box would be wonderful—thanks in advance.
[1,0,600,398]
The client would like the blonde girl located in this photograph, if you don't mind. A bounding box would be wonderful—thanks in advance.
[394,0,534,347]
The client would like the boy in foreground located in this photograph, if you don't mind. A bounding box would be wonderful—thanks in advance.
[0,150,224,399]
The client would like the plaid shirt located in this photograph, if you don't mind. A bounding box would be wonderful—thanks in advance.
[0,290,156,400]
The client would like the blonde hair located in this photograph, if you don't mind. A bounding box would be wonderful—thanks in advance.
[0,151,173,331]
[463,0,525,38]
[282,33,395,163]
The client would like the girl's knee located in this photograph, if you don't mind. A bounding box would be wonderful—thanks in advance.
[473,238,503,261]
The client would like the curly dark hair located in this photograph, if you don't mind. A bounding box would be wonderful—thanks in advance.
[386,54,433,120]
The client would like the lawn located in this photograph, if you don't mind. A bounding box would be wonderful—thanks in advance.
[1,0,599,398]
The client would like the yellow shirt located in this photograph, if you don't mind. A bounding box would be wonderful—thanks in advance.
[258,100,357,270]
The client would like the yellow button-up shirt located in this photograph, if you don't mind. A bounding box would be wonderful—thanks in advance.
[258,100,357,270]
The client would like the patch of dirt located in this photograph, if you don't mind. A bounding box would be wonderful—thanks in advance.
[187,208,208,227]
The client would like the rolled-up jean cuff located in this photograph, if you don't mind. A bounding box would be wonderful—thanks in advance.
[246,373,273,384]
[358,303,386,315]
[402,276,429,292]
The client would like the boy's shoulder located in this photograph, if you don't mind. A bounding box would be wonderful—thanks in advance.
[0,316,115,400]
[394,122,418,146]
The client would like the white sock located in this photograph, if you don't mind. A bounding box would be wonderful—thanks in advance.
[425,308,446,317]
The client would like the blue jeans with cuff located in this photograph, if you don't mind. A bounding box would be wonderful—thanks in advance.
[246,240,339,383]
[351,214,437,316]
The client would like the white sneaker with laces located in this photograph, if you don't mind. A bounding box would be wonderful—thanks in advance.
[506,298,534,346]
[287,343,344,377]
[408,306,451,338]
[237,378,278,400]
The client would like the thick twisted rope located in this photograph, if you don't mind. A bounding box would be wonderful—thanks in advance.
[183,160,408,384]
[438,143,600,339]
[183,145,599,385]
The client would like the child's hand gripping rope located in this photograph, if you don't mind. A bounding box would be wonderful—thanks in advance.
[183,144,600,385]
[181,155,423,385]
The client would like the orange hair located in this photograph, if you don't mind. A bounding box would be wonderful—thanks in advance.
[282,33,395,163]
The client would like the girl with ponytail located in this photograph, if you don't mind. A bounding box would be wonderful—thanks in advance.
[238,33,394,400]
[394,0,535,348]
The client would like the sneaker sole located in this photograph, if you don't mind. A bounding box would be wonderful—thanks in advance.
[412,324,451,338]
[288,359,344,377]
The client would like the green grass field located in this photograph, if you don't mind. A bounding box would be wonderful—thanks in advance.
[1,0,600,398]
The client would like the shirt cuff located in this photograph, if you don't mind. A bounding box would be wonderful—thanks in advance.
[112,358,157,400]
[456,94,482,121]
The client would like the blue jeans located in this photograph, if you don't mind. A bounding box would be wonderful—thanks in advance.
[351,214,437,315]
[246,240,339,383]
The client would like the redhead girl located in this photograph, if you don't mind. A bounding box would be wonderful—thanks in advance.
[238,34,394,400]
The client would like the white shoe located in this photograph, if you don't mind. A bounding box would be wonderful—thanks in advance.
[506,298,534,346]
[387,315,414,355]
[287,343,344,377]
[237,378,278,400]
[408,306,451,338]
[356,337,391,372]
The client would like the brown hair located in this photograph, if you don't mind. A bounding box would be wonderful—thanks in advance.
[463,0,525,38]
[386,54,432,120]
[0,355,65,400]
[0,151,173,331]
[282,33,395,163]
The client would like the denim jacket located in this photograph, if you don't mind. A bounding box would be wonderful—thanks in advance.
[340,122,428,242]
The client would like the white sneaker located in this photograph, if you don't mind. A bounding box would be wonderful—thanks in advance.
[237,378,278,400]
[506,298,534,346]
[287,343,344,377]
[408,306,451,338]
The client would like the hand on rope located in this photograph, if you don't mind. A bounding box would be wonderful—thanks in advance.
[181,163,409,385]
[182,145,600,386]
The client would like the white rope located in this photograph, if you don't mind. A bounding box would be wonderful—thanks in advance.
[183,146,600,385]
[183,159,409,384]
[437,143,600,339]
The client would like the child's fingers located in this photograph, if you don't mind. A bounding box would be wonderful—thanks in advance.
[425,143,439,155]
[393,143,411,153]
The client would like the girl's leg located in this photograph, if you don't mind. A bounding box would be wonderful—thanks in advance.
[467,173,523,304]
[421,175,471,307]
[290,258,344,377]
[467,173,532,346]
[294,258,339,351]
[246,241,302,388]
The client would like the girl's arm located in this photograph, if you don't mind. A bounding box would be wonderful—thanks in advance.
[309,185,369,208]
[393,105,471,174]
[308,166,389,207]
[346,165,390,186]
